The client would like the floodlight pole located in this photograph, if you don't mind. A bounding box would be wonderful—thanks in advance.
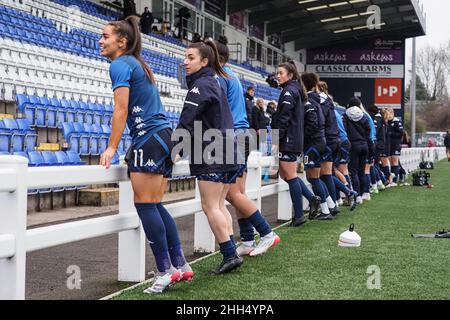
[411,37,417,147]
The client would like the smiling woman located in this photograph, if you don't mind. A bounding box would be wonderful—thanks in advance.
[98,16,194,294]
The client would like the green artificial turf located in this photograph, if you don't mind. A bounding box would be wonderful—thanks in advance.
[114,160,450,300]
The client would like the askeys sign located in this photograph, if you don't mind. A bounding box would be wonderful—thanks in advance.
[374,78,402,109]
[306,64,403,78]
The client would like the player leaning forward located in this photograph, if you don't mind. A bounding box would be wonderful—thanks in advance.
[99,16,193,294]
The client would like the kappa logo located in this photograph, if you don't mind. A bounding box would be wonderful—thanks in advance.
[145,159,156,167]
[132,106,143,114]
[190,87,200,95]
[136,123,145,130]
[137,130,147,137]
[135,117,143,124]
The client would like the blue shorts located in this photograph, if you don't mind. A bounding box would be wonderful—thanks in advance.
[197,171,239,184]
[336,140,351,165]
[235,128,253,177]
[390,144,402,156]
[304,146,322,168]
[323,142,339,162]
[125,128,173,178]
[278,151,300,163]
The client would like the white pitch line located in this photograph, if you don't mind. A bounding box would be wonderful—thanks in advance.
[99,220,291,300]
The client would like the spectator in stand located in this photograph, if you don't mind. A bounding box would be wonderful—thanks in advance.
[252,98,269,149]
[192,32,202,43]
[244,86,255,129]
[427,137,434,148]
[444,131,450,161]
[140,7,154,35]
[266,101,277,123]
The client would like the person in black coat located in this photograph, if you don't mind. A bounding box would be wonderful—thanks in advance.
[244,86,254,128]
[387,108,404,184]
[140,7,154,35]
[176,40,242,274]
[251,98,269,150]
[301,73,335,219]
[343,97,372,202]
[444,130,450,161]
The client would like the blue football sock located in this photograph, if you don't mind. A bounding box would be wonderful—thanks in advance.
[135,203,171,273]
[344,175,353,190]
[309,178,327,203]
[333,176,351,196]
[219,240,236,260]
[364,174,371,193]
[321,174,337,202]
[370,167,377,185]
[156,203,186,268]
[382,166,391,182]
[230,235,236,248]
[298,177,314,202]
[238,218,255,242]
[248,210,272,238]
[287,177,304,219]
[391,165,399,183]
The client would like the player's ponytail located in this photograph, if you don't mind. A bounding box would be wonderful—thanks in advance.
[108,16,156,84]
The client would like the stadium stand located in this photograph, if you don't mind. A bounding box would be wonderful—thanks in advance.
[0,0,280,211]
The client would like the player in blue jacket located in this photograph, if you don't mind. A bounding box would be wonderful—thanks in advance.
[176,40,243,275]
[214,36,280,256]
[272,61,321,226]
[387,108,404,185]
[301,73,335,220]
[99,16,192,294]
[361,108,377,201]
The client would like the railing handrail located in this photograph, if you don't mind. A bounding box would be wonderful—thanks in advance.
[0,147,446,299]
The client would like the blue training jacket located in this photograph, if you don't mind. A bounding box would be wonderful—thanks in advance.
[319,92,340,144]
[177,67,239,176]
[334,109,348,142]
[217,65,250,129]
[271,80,305,153]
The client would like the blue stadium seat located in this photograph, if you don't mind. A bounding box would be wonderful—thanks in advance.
[66,151,86,165]
[0,120,11,152]
[40,151,64,192]
[99,124,110,153]
[2,118,25,152]
[41,151,58,166]
[61,122,80,153]
[16,118,37,152]
[27,151,45,167]
[103,104,113,125]
[54,151,72,165]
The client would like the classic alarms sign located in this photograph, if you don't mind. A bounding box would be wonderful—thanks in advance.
[374,78,402,109]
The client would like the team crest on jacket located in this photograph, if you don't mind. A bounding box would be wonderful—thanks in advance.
[190,87,200,95]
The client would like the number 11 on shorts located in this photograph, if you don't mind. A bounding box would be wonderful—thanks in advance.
[133,149,144,167]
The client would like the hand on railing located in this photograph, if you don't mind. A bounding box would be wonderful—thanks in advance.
[100,146,117,169]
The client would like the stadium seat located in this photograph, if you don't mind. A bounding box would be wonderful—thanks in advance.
[2,118,25,152]
[65,151,86,165]
[61,122,80,153]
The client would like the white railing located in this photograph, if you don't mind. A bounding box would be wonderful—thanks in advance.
[0,147,446,299]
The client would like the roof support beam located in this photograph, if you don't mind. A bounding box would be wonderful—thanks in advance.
[294,22,420,50]
[266,1,404,35]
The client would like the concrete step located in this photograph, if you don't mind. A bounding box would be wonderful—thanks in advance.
[78,187,119,206]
